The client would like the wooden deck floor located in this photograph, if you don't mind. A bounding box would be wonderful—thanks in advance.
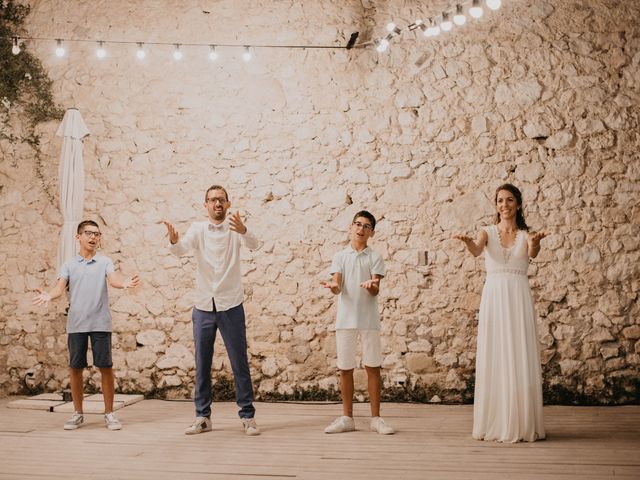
[0,397,639,480]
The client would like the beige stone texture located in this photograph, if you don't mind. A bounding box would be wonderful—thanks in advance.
[0,0,639,403]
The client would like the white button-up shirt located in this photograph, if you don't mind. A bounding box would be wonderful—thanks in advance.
[330,246,386,330]
[170,219,259,312]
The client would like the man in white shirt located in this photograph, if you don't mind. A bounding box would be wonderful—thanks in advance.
[162,185,260,436]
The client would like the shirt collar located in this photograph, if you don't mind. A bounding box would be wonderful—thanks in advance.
[208,218,227,231]
[347,245,370,255]
[75,254,97,264]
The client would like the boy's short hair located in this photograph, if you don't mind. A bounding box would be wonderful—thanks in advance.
[352,210,376,230]
[77,220,99,234]
[205,185,229,202]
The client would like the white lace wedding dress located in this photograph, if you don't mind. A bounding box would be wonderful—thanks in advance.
[472,225,545,443]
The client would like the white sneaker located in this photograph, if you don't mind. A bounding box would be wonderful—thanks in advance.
[185,416,212,435]
[242,418,261,436]
[324,416,355,434]
[63,412,84,430]
[370,416,394,435]
[104,412,122,430]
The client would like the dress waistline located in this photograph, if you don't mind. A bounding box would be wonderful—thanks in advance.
[486,267,527,276]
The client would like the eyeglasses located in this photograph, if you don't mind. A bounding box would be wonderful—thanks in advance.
[352,221,373,231]
[82,230,102,238]
[206,197,227,205]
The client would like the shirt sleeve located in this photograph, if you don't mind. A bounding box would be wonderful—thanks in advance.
[240,228,260,251]
[371,251,386,277]
[170,223,199,256]
[104,257,115,276]
[329,252,342,275]
[58,261,70,280]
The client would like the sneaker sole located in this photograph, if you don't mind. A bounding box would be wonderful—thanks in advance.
[63,424,82,430]
[185,427,212,435]
[107,425,122,431]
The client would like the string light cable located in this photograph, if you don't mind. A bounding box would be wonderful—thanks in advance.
[3,1,502,59]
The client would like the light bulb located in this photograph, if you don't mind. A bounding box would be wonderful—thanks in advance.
[376,38,389,52]
[96,42,106,59]
[209,45,218,61]
[55,39,65,57]
[136,43,146,59]
[453,5,467,25]
[428,25,441,37]
[487,0,502,10]
[173,45,183,60]
[470,0,484,18]
[12,37,20,55]
[440,13,453,32]
[242,46,252,62]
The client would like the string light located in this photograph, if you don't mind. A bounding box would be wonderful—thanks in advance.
[426,18,441,37]
[96,41,106,59]
[55,39,65,57]
[453,4,467,26]
[242,46,252,61]
[136,42,146,59]
[11,36,20,55]
[209,45,218,61]
[173,44,183,60]
[2,2,505,62]
[469,0,484,18]
[386,22,401,35]
[440,12,453,32]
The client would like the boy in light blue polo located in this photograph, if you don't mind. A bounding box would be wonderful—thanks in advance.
[33,220,139,431]
[321,210,394,435]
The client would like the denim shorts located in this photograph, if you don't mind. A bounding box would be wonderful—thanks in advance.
[68,332,113,369]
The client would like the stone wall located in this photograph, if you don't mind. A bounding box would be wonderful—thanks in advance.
[1,0,638,404]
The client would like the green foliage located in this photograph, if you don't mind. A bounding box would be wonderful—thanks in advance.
[1,0,63,140]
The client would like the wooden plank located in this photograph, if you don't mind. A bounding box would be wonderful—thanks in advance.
[0,398,638,480]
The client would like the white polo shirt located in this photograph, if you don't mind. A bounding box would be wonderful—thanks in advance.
[330,246,385,330]
[170,219,259,312]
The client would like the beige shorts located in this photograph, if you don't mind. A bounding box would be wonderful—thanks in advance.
[336,329,382,370]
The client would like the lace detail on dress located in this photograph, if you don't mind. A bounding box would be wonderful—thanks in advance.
[486,267,527,276]
[496,227,520,264]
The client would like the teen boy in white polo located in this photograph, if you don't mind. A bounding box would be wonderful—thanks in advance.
[321,210,394,435]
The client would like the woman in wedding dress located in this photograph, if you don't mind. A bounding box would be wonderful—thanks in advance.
[455,183,547,443]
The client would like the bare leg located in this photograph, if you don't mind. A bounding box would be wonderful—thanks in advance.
[99,367,115,413]
[365,365,381,417]
[69,368,84,413]
[339,369,354,417]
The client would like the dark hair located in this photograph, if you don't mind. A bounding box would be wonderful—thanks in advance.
[352,210,377,230]
[493,183,529,231]
[205,185,229,203]
[77,220,99,234]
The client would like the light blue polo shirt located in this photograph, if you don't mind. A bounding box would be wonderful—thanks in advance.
[59,254,115,333]
[330,246,386,330]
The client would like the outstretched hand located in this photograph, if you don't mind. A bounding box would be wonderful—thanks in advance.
[229,211,247,234]
[123,275,141,289]
[33,289,51,307]
[320,279,340,294]
[453,234,474,244]
[529,231,548,246]
[158,220,179,244]
[360,278,380,289]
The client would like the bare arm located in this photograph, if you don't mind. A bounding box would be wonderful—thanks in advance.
[453,229,488,257]
[33,278,68,305]
[360,274,383,296]
[528,231,548,259]
[320,272,342,295]
[107,271,140,289]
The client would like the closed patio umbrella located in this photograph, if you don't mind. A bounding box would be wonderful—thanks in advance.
[55,108,90,272]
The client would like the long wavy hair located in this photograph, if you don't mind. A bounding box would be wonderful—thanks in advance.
[493,183,529,231]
